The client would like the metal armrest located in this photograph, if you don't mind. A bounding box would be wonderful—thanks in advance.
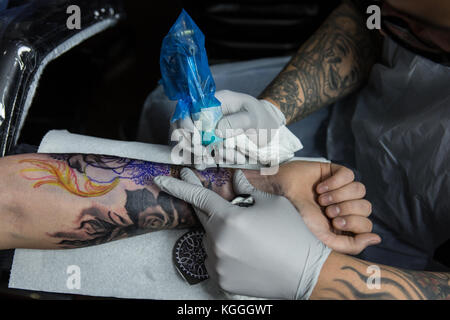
[0,0,124,156]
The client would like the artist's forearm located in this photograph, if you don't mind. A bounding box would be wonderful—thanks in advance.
[260,1,380,124]
[310,252,450,300]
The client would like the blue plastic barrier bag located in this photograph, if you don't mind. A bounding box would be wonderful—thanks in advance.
[159,9,222,146]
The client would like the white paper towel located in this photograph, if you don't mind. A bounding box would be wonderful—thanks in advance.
[9,130,328,299]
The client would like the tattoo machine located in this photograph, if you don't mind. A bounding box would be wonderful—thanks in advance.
[159,9,223,155]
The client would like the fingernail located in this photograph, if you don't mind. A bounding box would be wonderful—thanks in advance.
[331,205,340,217]
[317,183,328,193]
[335,217,346,227]
[320,194,333,205]
[369,238,381,245]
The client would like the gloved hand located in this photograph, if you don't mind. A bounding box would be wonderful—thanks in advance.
[169,90,293,169]
[154,168,331,300]
[215,90,286,143]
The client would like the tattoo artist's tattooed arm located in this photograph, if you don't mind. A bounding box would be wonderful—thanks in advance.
[310,252,450,300]
[0,153,239,249]
[260,1,381,124]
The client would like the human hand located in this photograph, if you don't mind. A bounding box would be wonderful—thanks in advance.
[214,90,286,144]
[273,161,381,255]
[154,168,331,299]
[170,89,297,168]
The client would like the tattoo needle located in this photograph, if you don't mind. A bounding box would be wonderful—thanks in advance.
[210,148,219,172]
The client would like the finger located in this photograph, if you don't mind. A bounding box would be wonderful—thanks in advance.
[232,169,269,202]
[316,164,355,194]
[215,90,256,115]
[318,181,366,206]
[179,167,202,186]
[215,90,243,114]
[153,174,230,226]
[216,112,251,138]
[328,233,382,255]
[332,215,373,234]
[232,170,257,195]
[325,199,372,218]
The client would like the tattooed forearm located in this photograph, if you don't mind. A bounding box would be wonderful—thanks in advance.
[311,252,450,300]
[260,1,380,124]
[4,152,287,249]
[48,188,197,248]
[15,154,235,249]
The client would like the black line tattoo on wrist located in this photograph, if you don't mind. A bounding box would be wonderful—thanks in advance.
[321,259,450,300]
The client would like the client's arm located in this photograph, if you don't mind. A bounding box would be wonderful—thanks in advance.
[0,153,231,249]
[0,153,376,251]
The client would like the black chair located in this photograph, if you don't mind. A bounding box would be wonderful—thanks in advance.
[0,0,124,157]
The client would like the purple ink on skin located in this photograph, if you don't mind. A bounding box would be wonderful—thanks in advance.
[198,168,231,187]
[51,155,172,185]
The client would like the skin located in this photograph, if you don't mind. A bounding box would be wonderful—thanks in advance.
[259,0,381,124]
[310,252,450,300]
[0,153,376,251]
[260,0,449,125]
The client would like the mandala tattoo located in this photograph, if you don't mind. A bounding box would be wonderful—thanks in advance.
[198,168,231,187]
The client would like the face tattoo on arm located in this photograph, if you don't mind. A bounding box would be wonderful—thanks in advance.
[18,154,235,248]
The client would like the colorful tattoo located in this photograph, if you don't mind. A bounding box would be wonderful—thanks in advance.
[50,154,173,185]
[19,159,119,198]
[48,188,196,248]
[18,154,235,248]
[197,168,231,187]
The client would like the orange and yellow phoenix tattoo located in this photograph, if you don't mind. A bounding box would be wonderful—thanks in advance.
[19,159,119,197]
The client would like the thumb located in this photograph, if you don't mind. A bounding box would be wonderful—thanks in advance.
[216,112,252,139]
[232,170,256,195]
[331,233,382,255]
[232,170,269,202]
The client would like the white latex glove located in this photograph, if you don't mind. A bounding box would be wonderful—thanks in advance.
[154,168,331,300]
[169,90,299,169]
[215,90,286,143]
